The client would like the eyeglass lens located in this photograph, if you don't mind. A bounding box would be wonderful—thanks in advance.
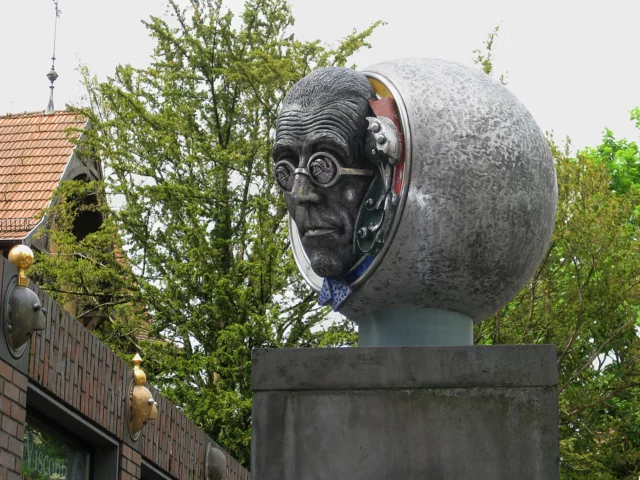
[274,154,339,191]
[275,163,295,191]
[308,155,337,185]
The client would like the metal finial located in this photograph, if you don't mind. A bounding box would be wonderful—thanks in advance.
[47,69,58,84]
[46,0,61,114]
[132,353,147,385]
[8,245,34,287]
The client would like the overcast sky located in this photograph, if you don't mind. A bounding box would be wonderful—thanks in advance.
[1,0,638,151]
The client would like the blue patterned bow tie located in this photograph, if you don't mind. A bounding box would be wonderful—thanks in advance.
[317,256,374,311]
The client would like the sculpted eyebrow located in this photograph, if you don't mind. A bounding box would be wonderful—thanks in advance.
[308,133,349,160]
[272,143,296,161]
[314,141,348,160]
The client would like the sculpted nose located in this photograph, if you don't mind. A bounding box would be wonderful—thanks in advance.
[291,172,322,205]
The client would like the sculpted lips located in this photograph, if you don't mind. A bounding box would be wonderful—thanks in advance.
[304,227,338,237]
[301,220,342,239]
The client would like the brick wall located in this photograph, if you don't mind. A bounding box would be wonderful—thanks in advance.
[0,256,249,479]
[225,451,250,480]
[120,443,142,480]
[28,283,129,440]
[141,390,205,478]
[0,359,27,479]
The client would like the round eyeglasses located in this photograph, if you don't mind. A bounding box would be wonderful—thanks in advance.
[274,152,374,192]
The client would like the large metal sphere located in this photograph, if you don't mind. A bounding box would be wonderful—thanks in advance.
[338,58,557,322]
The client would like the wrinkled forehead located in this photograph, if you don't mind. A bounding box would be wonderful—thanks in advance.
[275,100,367,158]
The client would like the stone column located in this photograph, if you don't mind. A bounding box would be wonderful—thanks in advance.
[252,345,559,480]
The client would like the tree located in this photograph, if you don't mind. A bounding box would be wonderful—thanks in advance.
[472,25,507,85]
[582,108,640,196]
[474,132,640,478]
[473,26,640,477]
[30,178,145,357]
[556,119,640,479]
[74,0,380,464]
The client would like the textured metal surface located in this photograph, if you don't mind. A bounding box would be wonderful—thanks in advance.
[339,58,557,322]
[4,283,46,354]
[205,443,227,480]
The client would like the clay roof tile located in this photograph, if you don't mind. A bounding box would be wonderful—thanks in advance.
[0,111,87,241]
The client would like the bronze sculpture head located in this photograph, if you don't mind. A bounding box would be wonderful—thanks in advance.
[273,68,376,278]
[274,60,558,326]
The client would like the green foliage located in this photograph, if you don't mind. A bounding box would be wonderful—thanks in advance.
[582,122,640,196]
[71,0,379,465]
[475,126,640,478]
[472,28,640,477]
[30,179,145,357]
[23,422,88,479]
[632,107,640,130]
[472,25,508,85]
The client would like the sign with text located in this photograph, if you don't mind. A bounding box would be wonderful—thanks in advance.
[22,422,89,480]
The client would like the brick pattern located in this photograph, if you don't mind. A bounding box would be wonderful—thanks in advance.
[225,451,251,480]
[0,256,250,480]
[0,359,27,479]
[120,443,142,480]
[141,389,205,479]
[28,282,129,440]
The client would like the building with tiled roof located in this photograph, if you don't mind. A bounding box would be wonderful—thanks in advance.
[0,110,102,254]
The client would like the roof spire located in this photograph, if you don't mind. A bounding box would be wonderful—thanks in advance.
[46,0,61,114]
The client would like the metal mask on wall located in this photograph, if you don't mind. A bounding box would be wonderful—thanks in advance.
[3,245,47,358]
[126,353,158,441]
[275,58,558,325]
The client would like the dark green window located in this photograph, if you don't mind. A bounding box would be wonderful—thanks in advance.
[22,414,91,480]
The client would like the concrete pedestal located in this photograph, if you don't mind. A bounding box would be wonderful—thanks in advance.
[251,345,558,480]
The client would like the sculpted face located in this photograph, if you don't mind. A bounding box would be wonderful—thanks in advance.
[273,69,375,278]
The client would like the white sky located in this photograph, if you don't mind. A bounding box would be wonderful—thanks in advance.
[1,0,638,152]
